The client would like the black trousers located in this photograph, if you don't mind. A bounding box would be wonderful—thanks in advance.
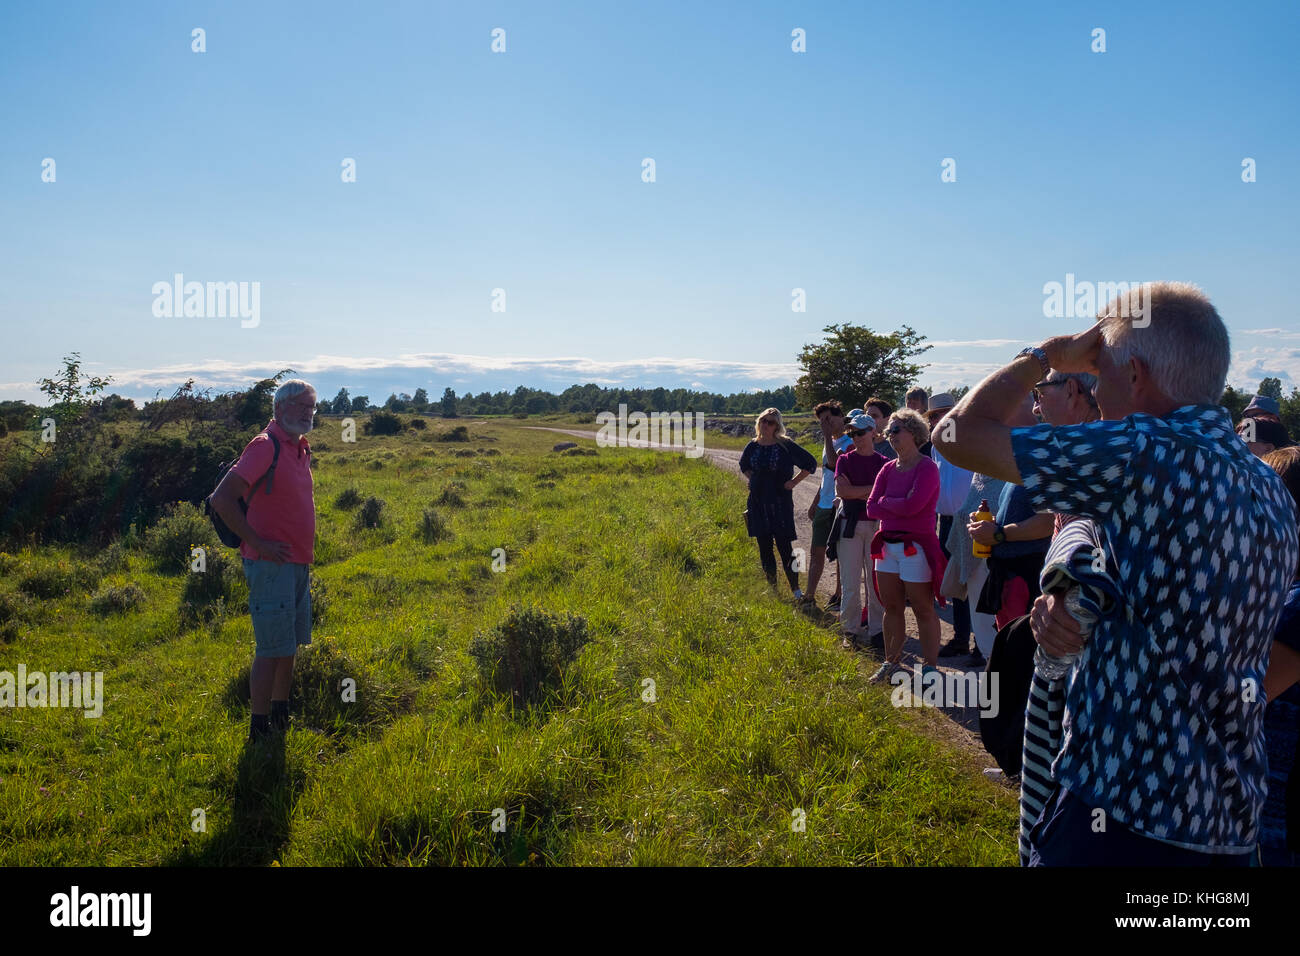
[756,535,799,590]
[938,514,972,644]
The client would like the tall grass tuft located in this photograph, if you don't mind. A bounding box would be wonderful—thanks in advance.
[418,508,451,544]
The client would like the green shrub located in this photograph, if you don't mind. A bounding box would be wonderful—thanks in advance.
[417,508,451,544]
[363,411,403,436]
[409,418,426,430]
[437,482,467,507]
[467,605,590,709]
[90,583,146,615]
[178,548,245,627]
[437,425,470,442]
[354,497,385,530]
[293,640,415,732]
[94,540,131,574]
[144,502,220,574]
[222,639,415,735]
[311,576,328,625]
[366,460,384,471]
[18,559,97,599]
[0,590,33,624]
[333,487,362,509]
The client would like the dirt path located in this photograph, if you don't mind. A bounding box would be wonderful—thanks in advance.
[526,426,1001,766]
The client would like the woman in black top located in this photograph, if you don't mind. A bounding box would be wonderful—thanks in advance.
[739,408,817,597]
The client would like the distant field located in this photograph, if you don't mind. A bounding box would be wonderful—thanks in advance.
[0,419,1016,865]
[472,410,822,453]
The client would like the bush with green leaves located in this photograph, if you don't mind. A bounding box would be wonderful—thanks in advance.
[144,501,220,573]
[354,496,385,530]
[93,542,126,574]
[0,590,34,637]
[310,576,328,625]
[363,411,403,436]
[90,583,146,615]
[178,548,246,627]
[467,605,590,709]
[334,487,362,509]
[418,508,451,544]
[437,482,467,507]
[289,639,415,733]
[18,559,98,600]
[437,425,470,442]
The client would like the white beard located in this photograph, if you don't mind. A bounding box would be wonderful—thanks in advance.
[278,416,314,436]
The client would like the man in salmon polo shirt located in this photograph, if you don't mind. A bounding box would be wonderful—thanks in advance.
[210,379,317,742]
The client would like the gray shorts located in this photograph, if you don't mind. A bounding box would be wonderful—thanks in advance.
[242,559,312,658]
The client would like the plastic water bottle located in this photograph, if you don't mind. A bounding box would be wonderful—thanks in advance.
[1034,587,1095,679]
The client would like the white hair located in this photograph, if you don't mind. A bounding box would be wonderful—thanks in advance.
[1046,370,1099,409]
[273,379,316,409]
[1099,282,1229,406]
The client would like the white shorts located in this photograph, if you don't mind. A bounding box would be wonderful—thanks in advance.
[874,541,932,583]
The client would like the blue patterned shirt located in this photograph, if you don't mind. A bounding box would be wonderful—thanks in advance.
[1010,404,1300,853]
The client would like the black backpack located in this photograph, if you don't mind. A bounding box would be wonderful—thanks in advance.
[204,432,280,548]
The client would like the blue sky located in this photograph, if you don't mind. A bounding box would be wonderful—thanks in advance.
[2,0,1298,404]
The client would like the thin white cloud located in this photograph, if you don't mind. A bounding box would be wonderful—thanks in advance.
[7,344,1298,404]
[1239,328,1300,339]
[94,353,803,389]
[926,339,1028,349]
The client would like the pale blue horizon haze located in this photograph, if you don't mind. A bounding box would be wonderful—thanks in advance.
[2,0,1298,405]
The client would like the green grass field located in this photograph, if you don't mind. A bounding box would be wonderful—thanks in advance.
[0,420,1016,865]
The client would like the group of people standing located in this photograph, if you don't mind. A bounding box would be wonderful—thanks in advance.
[740,386,1049,687]
[741,282,1300,866]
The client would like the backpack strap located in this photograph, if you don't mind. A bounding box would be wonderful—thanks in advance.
[247,432,281,497]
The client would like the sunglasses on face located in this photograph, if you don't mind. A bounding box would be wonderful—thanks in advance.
[847,429,869,437]
[885,425,902,436]
[1031,381,1067,402]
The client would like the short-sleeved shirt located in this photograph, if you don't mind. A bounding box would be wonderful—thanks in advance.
[817,434,854,509]
[1010,403,1300,853]
[231,419,316,565]
[992,482,1050,559]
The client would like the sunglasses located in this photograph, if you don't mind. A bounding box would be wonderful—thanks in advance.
[1031,381,1067,402]
[847,429,869,437]
[885,425,902,436]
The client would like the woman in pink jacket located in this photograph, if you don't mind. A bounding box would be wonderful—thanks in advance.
[864,408,945,684]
